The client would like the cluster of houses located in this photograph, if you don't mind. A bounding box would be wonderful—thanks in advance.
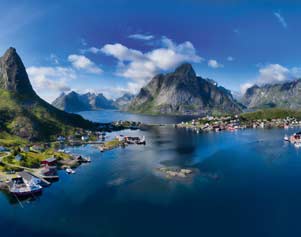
[177,116,301,133]
[177,116,243,132]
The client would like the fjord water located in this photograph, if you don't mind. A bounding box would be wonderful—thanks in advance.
[2,111,301,236]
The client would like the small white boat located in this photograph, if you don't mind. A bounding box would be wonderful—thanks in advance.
[284,135,289,141]
[295,142,301,148]
[66,167,76,174]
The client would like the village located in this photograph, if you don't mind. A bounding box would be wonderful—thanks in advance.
[176,115,301,133]
[0,120,146,199]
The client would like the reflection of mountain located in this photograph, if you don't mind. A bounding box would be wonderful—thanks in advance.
[0,47,96,141]
[128,63,242,115]
[149,126,197,167]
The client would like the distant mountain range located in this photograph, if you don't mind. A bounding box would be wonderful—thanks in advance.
[241,80,301,109]
[0,47,97,141]
[52,91,117,112]
[52,91,135,112]
[127,63,242,115]
[113,93,135,110]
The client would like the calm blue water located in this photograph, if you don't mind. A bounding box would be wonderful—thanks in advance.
[1,111,301,236]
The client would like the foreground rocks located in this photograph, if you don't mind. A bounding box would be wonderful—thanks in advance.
[158,167,193,179]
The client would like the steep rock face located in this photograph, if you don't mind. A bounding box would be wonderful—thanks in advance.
[52,91,116,112]
[0,47,96,141]
[0,47,36,96]
[113,93,135,110]
[52,92,90,112]
[128,63,242,115]
[241,80,301,109]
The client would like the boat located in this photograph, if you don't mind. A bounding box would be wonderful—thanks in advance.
[8,176,43,197]
[66,167,76,174]
[295,142,301,148]
[284,135,289,141]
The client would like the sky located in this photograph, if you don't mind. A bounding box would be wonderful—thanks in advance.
[1,0,301,102]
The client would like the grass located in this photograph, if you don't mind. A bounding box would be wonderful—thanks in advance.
[103,139,123,150]
[0,89,97,143]
[239,108,301,121]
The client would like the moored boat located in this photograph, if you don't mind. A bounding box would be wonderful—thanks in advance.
[66,167,76,174]
[8,176,42,197]
[295,143,301,148]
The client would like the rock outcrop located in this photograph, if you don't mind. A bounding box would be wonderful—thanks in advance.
[127,63,242,115]
[241,80,301,109]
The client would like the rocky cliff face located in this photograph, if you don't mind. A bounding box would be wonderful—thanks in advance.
[0,47,96,141]
[0,47,36,96]
[113,93,135,110]
[241,80,301,109]
[52,91,116,112]
[127,63,242,115]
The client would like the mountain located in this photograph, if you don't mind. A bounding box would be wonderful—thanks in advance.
[52,91,116,112]
[113,93,135,110]
[127,63,242,115]
[0,47,97,142]
[241,80,301,109]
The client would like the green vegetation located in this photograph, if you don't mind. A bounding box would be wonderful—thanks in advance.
[0,89,97,144]
[239,108,301,121]
[103,139,123,150]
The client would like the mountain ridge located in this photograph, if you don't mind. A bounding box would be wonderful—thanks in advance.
[127,63,242,115]
[0,47,97,142]
[52,91,117,112]
[241,79,301,109]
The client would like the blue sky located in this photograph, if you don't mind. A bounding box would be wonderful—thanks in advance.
[1,0,301,101]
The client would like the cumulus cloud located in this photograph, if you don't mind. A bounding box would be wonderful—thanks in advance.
[208,59,224,69]
[100,37,202,87]
[101,43,144,62]
[128,34,154,41]
[258,64,292,84]
[27,66,75,101]
[274,12,287,28]
[80,47,102,54]
[68,54,102,74]
[240,82,255,94]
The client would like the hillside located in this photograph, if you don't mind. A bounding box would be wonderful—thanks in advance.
[127,63,242,115]
[241,80,301,109]
[0,47,97,143]
[239,108,301,121]
[113,93,135,110]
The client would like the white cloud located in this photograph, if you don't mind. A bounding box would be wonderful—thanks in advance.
[80,47,102,54]
[68,54,102,74]
[274,12,287,28]
[101,43,144,62]
[100,37,203,86]
[208,59,224,69]
[128,34,154,41]
[240,82,255,94]
[227,56,234,61]
[258,64,292,84]
[27,66,75,101]
[49,54,59,64]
